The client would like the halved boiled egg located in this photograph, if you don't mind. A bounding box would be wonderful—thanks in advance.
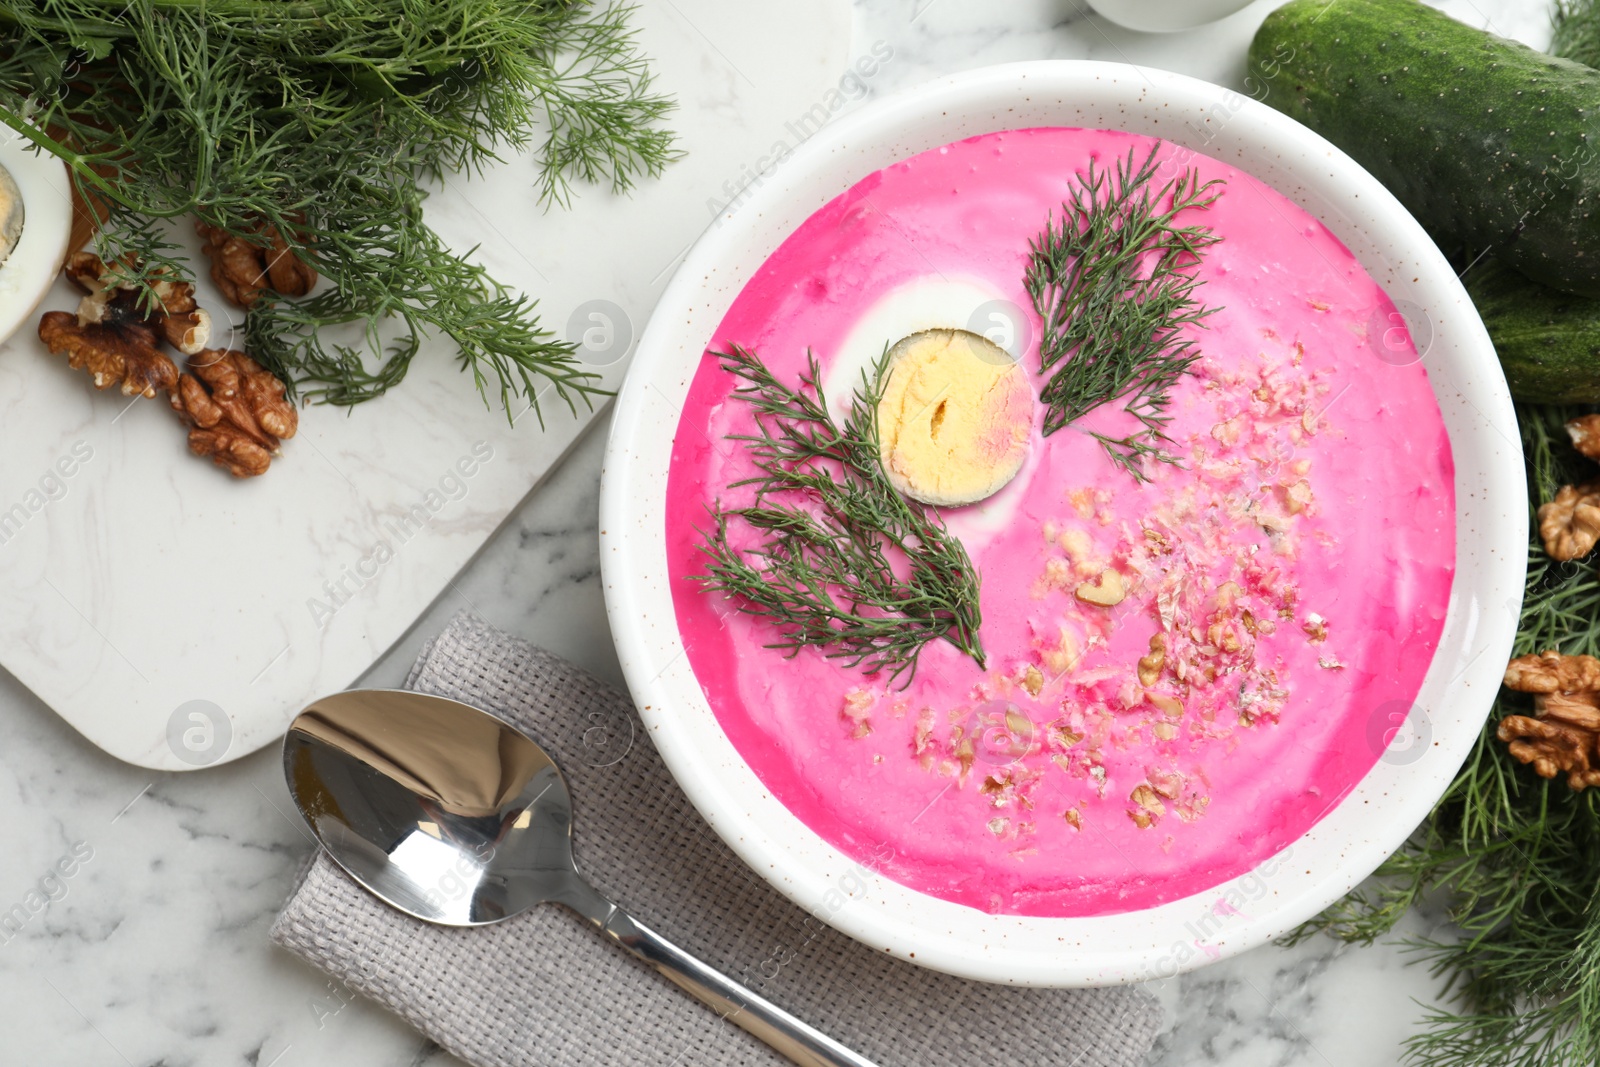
[822,276,1035,507]
[877,328,1032,506]
[0,163,22,268]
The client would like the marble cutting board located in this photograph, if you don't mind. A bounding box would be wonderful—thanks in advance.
[0,0,851,770]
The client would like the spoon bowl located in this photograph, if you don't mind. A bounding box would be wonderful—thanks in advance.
[285,689,583,926]
[284,689,878,1067]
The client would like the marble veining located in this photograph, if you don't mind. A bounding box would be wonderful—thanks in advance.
[0,1,1546,1064]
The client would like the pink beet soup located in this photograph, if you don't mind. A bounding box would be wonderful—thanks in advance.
[662,128,1455,917]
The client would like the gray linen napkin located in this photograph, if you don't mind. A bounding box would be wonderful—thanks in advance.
[271,611,1163,1067]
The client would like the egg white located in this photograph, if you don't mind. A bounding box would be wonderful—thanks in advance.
[819,275,1027,412]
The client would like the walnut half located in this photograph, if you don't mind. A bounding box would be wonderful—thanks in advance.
[1499,650,1600,790]
[36,251,215,397]
[169,350,297,478]
[38,309,176,399]
[196,219,317,308]
[65,251,211,356]
[1538,481,1600,562]
[1567,414,1600,462]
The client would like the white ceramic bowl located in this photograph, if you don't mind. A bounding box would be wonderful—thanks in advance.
[600,61,1525,986]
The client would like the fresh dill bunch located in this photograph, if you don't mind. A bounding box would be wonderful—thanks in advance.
[693,344,986,687]
[0,0,681,417]
[1289,403,1600,1067]
[1554,0,1600,67]
[1024,143,1222,476]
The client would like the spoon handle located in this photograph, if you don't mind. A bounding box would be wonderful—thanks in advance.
[596,903,882,1067]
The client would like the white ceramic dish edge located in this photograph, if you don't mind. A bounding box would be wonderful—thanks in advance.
[600,61,1526,987]
[0,135,70,348]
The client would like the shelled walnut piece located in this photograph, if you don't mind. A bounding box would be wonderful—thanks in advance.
[1567,414,1600,461]
[170,350,298,478]
[35,253,296,478]
[195,219,317,307]
[1498,650,1600,791]
[1539,481,1600,561]
[66,252,211,355]
[1538,415,1600,560]
[36,252,212,398]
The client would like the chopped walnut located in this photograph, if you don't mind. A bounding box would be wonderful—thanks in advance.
[1128,783,1166,828]
[1046,720,1084,748]
[1500,650,1600,790]
[169,350,297,478]
[1033,557,1074,598]
[1567,414,1600,461]
[953,736,976,782]
[1062,808,1082,831]
[1302,613,1328,643]
[1147,691,1184,719]
[979,769,1034,810]
[1539,482,1600,561]
[1040,625,1080,676]
[1147,767,1185,799]
[1207,616,1244,653]
[1055,525,1092,558]
[1137,633,1167,686]
[840,689,873,739]
[1282,479,1313,515]
[1210,415,1244,447]
[1020,665,1045,697]
[1075,569,1126,607]
[196,218,318,307]
[1174,794,1212,824]
[36,251,217,398]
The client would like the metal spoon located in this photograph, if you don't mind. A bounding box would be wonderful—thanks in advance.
[283,689,878,1067]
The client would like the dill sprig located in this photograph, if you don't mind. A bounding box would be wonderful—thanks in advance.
[0,0,680,418]
[1089,429,1185,482]
[1289,404,1600,1066]
[1554,0,1600,66]
[1024,143,1222,480]
[693,344,986,687]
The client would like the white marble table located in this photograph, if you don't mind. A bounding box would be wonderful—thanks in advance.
[0,0,1547,1063]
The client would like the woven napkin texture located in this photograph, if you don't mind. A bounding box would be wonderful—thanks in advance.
[271,611,1163,1067]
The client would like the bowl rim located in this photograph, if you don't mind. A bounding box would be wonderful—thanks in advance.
[600,59,1526,986]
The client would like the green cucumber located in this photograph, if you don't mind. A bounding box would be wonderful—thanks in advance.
[1250,0,1600,298]
[1466,258,1600,403]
